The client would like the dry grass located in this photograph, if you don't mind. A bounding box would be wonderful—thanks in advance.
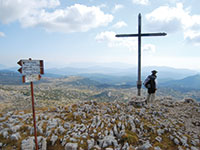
[121,130,139,145]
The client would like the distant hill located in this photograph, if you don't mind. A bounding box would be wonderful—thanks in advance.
[46,66,198,82]
[0,69,200,101]
[142,66,199,80]
[0,64,7,70]
[0,70,22,85]
[0,70,63,85]
[65,77,100,88]
[1,67,200,92]
[4,64,199,81]
[160,74,200,91]
[80,73,136,85]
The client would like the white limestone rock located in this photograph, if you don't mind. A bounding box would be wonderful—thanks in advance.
[41,137,47,150]
[191,146,199,150]
[174,138,180,145]
[2,130,8,138]
[45,130,52,137]
[154,146,161,150]
[99,135,118,148]
[47,118,59,130]
[65,143,78,150]
[157,129,164,136]
[50,134,58,146]
[70,138,77,142]
[122,142,129,150]
[87,138,94,150]
[179,136,188,147]
[37,126,43,134]
[10,132,21,141]
[21,137,35,150]
[64,122,71,129]
[155,136,162,143]
[0,117,6,121]
[137,140,152,150]
[58,125,65,134]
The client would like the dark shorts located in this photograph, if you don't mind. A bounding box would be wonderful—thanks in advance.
[148,88,156,94]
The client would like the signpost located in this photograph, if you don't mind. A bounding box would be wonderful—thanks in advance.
[116,13,167,96]
[18,58,44,150]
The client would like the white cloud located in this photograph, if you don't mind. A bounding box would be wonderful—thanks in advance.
[23,4,113,32]
[168,0,181,4]
[0,0,60,24]
[95,31,156,53]
[146,3,200,45]
[112,4,124,13]
[142,44,156,53]
[112,21,127,29]
[0,32,5,37]
[184,30,200,45]
[132,0,149,5]
[95,31,137,51]
[145,3,186,32]
[98,4,107,9]
[0,0,113,33]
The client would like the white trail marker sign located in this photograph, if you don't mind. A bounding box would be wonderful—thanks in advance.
[17,58,44,150]
[18,59,44,83]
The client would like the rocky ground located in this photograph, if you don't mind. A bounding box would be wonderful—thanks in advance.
[0,97,200,150]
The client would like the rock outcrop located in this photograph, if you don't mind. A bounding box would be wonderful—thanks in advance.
[0,98,200,149]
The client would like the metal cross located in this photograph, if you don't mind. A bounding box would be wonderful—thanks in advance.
[116,13,167,96]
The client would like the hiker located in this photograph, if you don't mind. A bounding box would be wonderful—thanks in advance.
[143,70,157,104]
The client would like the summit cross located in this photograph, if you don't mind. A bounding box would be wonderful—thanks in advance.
[116,13,167,96]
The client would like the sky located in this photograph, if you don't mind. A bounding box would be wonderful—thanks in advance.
[0,0,200,70]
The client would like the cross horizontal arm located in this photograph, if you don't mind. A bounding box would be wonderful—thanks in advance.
[115,32,167,37]
[141,33,167,36]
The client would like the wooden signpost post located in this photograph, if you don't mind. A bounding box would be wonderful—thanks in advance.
[116,13,167,96]
[18,58,44,150]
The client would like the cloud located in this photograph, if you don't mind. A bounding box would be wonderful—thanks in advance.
[146,3,200,45]
[0,32,5,37]
[0,0,60,24]
[24,4,113,33]
[145,3,186,32]
[132,0,149,5]
[95,31,156,53]
[112,4,124,13]
[142,44,156,53]
[112,21,127,29]
[0,0,113,33]
[184,30,200,45]
[95,31,137,51]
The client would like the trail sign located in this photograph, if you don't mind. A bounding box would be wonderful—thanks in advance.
[22,74,41,83]
[17,58,44,150]
[18,59,44,75]
[18,59,44,83]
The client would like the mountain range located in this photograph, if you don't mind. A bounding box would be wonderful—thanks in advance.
[0,65,200,91]
[45,66,199,80]
[160,74,200,91]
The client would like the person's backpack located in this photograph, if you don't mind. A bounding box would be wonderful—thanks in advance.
[143,76,150,88]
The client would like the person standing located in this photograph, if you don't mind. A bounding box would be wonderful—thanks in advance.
[143,70,157,104]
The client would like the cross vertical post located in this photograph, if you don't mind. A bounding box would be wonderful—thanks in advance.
[115,13,167,96]
[137,13,142,96]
